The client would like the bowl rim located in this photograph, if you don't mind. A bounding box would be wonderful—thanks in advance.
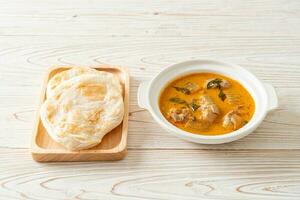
[144,59,270,142]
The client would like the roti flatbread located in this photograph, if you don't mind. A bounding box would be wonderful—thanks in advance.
[40,70,124,150]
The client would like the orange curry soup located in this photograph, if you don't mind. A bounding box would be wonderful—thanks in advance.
[159,73,255,135]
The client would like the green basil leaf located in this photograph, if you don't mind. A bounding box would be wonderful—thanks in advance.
[173,86,191,95]
[207,78,222,89]
[188,101,200,111]
[218,89,227,101]
[169,97,187,104]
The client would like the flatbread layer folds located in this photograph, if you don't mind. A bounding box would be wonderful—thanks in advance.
[47,67,98,97]
[40,67,124,150]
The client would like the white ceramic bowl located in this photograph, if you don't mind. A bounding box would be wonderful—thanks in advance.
[137,59,278,144]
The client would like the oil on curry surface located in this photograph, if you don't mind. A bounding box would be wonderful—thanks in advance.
[159,73,255,135]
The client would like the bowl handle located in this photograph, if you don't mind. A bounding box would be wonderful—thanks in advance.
[264,83,278,112]
[137,81,150,109]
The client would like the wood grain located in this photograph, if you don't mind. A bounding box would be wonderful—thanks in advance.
[0,0,300,198]
[1,148,300,200]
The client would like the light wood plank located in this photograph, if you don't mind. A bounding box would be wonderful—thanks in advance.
[1,0,300,198]
[0,149,300,200]
[0,0,300,37]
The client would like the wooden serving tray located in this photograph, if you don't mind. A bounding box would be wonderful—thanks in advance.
[31,66,129,162]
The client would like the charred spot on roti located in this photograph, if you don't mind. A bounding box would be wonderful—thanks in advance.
[78,84,106,100]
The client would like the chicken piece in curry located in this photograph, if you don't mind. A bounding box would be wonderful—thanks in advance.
[159,73,255,135]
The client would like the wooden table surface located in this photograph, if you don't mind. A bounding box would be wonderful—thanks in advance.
[1,0,300,199]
